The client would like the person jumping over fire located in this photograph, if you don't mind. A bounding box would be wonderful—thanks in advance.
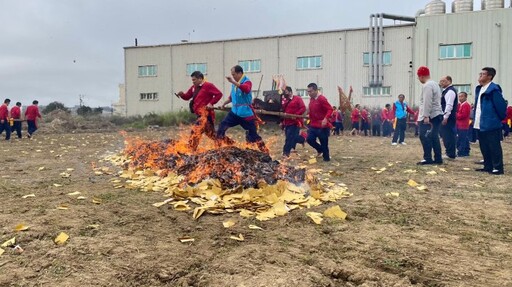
[176,71,223,151]
[217,65,269,153]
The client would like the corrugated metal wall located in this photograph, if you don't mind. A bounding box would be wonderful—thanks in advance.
[413,8,512,104]
[123,8,511,116]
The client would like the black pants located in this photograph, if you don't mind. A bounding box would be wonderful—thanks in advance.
[440,120,457,158]
[283,125,301,156]
[382,121,392,137]
[419,115,443,162]
[372,124,381,136]
[478,129,504,172]
[11,121,22,138]
[392,118,407,143]
[307,127,330,161]
[0,120,11,140]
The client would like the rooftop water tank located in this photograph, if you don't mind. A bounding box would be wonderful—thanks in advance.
[425,0,446,15]
[452,0,474,13]
[481,0,505,10]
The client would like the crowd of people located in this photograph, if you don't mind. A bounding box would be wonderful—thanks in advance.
[0,99,42,141]
[174,64,510,174]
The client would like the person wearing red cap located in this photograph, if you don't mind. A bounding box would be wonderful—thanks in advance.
[416,66,444,165]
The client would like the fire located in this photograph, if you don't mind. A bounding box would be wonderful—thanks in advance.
[122,110,303,189]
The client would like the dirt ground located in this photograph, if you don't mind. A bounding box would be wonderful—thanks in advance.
[0,126,511,287]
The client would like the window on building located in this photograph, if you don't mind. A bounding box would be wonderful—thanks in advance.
[454,84,471,95]
[363,86,391,96]
[186,63,207,75]
[363,52,391,66]
[296,56,322,70]
[439,44,471,59]
[140,93,159,101]
[239,60,261,73]
[138,65,157,77]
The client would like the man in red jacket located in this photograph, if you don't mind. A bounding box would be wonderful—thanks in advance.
[350,104,361,135]
[456,92,471,157]
[176,71,223,150]
[281,86,306,157]
[10,102,22,139]
[25,100,42,138]
[381,104,392,137]
[501,101,512,139]
[306,83,333,162]
[360,107,370,136]
[0,98,11,140]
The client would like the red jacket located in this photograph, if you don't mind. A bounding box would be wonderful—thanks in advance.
[361,109,369,122]
[456,101,471,130]
[351,108,360,123]
[25,105,41,121]
[308,94,333,129]
[0,104,8,120]
[502,106,512,124]
[282,95,306,126]
[381,108,391,121]
[10,106,21,119]
[181,81,223,118]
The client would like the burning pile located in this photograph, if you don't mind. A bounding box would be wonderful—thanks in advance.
[125,139,304,188]
[106,119,351,221]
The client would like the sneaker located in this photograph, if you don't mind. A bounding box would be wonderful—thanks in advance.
[316,152,323,158]
[442,155,456,160]
[391,142,398,146]
[417,160,434,165]
[474,160,484,165]
[491,169,504,175]
[399,142,407,145]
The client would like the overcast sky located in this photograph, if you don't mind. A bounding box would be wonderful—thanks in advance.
[0,0,435,108]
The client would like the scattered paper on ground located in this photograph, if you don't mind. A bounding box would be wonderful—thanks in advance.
[22,194,35,199]
[178,236,195,243]
[426,171,438,175]
[248,225,263,230]
[230,234,245,241]
[386,192,400,197]
[15,224,30,232]
[323,205,347,219]
[306,212,323,224]
[223,219,236,228]
[0,248,4,256]
[67,191,81,196]
[308,158,317,164]
[463,168,471,171]
[407,179,419,187]
[417,185,428,191]
[54,232,69,245]
[1,237,15,248]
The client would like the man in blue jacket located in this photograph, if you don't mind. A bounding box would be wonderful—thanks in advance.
[473,67,507,175]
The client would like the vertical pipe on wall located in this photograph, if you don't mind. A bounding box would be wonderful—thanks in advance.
[378,13,384,86]
[368,14,374,86]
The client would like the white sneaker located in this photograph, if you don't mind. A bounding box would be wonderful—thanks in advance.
[400,142,407,145]
[391,142,398,146]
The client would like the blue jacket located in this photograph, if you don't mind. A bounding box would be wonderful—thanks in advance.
[231,75,253,118]
[474,82,506,132]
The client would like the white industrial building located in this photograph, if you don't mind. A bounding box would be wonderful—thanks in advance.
[119,0,512,116]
